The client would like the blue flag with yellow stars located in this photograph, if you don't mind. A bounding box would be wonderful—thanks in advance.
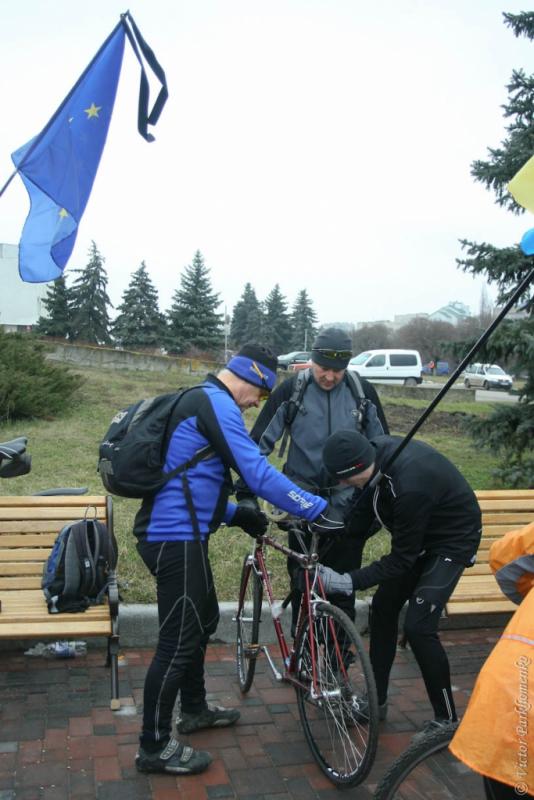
[11,24,125,283]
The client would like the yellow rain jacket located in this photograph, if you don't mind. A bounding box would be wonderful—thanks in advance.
[449,522,534,792]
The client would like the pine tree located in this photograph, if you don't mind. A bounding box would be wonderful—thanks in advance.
[289,289,318,350]
[70,242,113,345]
[112,261,166,349]
[34,275,73,339]
[230,283,264,347]
[262,284,293,355]
[166,250,223,354]
[455,12,534,487]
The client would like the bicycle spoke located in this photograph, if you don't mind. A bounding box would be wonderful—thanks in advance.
[236,558,262,693]
[295,601,378,787]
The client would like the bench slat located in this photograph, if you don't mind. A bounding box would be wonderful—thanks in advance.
[0,577,42,589]
[446,600,516,614]
[0,496,106,508]
[0,563,43,576]
[0,508,106,521]
[0,535,58,547]
[0,521,88,534]
[0,620,112,637]
[0,549,53,562]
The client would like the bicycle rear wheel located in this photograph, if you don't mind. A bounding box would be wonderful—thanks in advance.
[373,727,481,799]
[236,556,263,693]
[295,601,379,787]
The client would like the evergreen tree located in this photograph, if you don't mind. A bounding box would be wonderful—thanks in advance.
[289,289,318,350]
[455,11,534,487]
[70,242,113,345]
[34,275,73,339]
[166,250,223,354]
[112,261,166,349]
[230,283,264,347]
[262,284,293,355]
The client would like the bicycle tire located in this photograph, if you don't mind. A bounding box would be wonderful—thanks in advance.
[295,601,379,787]
[373,727,457,800]
[236,556,263,693]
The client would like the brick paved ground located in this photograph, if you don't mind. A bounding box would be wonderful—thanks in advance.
[0,627,498,799]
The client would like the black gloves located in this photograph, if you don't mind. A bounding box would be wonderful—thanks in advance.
[232,500,268,538]
[308,503,345,534]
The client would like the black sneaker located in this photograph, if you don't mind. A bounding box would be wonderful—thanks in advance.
[411,718,459,743]
[135,737,212,775]
[176,704,240,734]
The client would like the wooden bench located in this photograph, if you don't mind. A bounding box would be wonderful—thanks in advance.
[446,489,534,616]
[0,495,120,709]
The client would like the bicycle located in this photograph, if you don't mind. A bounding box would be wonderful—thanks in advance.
[373,726,482,799]
[234,514,379,787]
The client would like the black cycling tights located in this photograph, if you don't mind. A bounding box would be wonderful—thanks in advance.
[370,554,464,720]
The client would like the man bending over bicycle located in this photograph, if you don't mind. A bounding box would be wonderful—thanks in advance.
[318,429,481,739]
[134,343,342,778]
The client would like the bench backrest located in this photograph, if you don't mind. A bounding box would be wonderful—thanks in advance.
[446,489,534,615]
[0,496,111,592]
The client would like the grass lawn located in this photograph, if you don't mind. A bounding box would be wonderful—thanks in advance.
[0,365,500,603]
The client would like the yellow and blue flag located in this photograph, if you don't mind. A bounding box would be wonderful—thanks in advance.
[11,23,125,283]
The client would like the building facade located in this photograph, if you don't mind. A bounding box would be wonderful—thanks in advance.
[0,243,51,331]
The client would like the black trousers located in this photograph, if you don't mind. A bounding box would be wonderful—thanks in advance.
[370,554,464,719]
[136,537,219,751]
[287,529,365,629]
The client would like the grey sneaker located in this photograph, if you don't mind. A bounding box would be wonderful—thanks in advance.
[176,704,240,734]
[135,737,212,774]
[354,696,388,724]
[412,718,459,743]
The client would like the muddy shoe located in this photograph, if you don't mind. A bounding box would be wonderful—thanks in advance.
[353,695,388,724]
[135,737,212,775]
[176,704,240,734]
[411,718,459,743]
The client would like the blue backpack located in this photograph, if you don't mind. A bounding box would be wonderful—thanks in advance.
[42,517,117,614]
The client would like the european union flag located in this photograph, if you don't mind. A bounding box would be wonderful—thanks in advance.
[11,24,126,283]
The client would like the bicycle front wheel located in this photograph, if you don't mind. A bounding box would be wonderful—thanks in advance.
[236,556,263,693]
[295,601,379,787]
[373,727,480,799]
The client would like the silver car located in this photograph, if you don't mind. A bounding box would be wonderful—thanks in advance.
[463,363,513,391]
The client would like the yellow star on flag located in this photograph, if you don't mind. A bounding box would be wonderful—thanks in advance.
[84,102,102,119]
[58,208,69,219]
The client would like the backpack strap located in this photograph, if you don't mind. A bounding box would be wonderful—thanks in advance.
[161,444,216,485]
[278,369,311,458]
[64,521,95,598]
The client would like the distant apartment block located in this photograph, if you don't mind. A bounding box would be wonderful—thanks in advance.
[0,243,52,331]
[428,301,471,325]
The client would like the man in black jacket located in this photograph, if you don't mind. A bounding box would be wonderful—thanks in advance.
[237,328,388,629]
[319,429,482,737]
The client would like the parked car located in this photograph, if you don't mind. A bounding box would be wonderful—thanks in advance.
[347,349,423,386]
[277,351,311,370]
[463,363,513,391]
[422,360,450,376]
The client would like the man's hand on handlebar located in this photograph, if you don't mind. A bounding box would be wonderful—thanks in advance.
[308,503,345,534]
[232,499,268,538]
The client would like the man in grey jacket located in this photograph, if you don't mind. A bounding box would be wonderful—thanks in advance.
[237,328,389,627]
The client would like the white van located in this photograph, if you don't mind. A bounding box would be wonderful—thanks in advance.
[347,349,423,386]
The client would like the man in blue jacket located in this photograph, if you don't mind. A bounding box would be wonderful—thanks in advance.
[134,343,340,776]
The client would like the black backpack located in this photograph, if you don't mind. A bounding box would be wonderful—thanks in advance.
[278,368,385,457]
[97,390,214,499]
[42,517,117,614]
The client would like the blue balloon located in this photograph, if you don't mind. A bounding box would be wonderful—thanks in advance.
[520,228,534,255]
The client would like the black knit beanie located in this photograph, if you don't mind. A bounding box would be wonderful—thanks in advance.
[311,327,352,370]
[323,429,376,478]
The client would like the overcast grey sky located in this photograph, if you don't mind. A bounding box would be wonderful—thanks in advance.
[1,1,533,326]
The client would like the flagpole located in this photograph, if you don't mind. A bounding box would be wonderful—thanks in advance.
[0,17,125,200]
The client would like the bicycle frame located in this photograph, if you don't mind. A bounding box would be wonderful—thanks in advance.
[238,525,351,693]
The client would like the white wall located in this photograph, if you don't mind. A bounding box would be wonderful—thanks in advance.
[0,243,52,329]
